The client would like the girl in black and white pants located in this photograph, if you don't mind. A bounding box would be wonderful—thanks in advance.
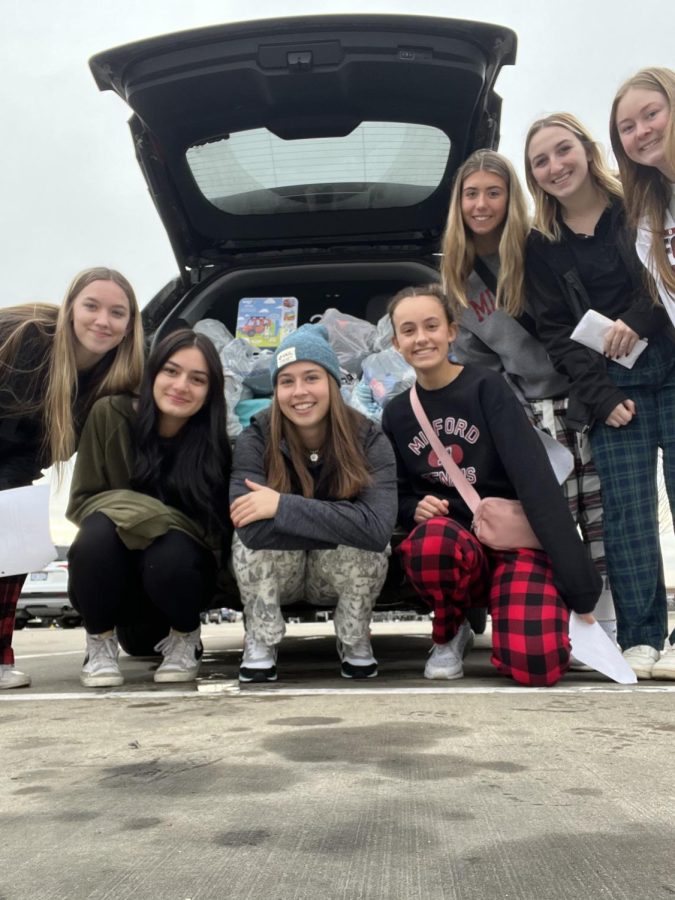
[230,323,397,682]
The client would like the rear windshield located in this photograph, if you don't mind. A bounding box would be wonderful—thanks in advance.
[186,122,450,215]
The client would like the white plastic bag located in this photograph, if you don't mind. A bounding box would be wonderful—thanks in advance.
[194,319,235,353]
[317,308,376,376]
[361,347,415,407]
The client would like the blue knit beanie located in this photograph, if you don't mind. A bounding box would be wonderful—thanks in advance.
[272,323,341,385]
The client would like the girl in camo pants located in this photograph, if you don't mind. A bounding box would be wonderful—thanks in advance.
[229,323,397,683]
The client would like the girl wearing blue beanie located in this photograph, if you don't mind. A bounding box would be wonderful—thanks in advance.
[229,323,398,681]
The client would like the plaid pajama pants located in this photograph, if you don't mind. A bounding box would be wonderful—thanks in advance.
[589,334,675,651]
[0,574,26,665]
[530,398,606,575]
[398,517,570,687]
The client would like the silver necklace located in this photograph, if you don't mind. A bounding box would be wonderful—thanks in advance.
[308,449,320,463]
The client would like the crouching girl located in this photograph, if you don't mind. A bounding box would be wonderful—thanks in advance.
[230,324,397,682]
[382,285,601,686]
[67,329,231,686]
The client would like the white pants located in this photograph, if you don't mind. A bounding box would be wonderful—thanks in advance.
[232,535,389,646]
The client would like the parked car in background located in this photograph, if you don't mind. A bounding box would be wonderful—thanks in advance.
[201,608,243,625]
[90,14,516,654]
[16,546,81,629]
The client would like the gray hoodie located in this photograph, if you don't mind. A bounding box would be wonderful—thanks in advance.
[229,408,397,553]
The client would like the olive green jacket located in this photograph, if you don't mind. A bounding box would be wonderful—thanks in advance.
[66,394,218,553]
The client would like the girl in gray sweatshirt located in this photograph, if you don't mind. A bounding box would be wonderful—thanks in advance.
[229,323,397,683]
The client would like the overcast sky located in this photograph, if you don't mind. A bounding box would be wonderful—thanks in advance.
[2,0,672,310]
[5,0,675,567]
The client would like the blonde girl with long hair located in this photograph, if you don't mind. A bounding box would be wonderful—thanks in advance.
[229,323,397,682]
[442,148,616,652]
[524,113,675,679]
[0,267,143,689]
[611,67,675,325]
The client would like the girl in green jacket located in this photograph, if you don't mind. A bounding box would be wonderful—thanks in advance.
[67,329,231,687]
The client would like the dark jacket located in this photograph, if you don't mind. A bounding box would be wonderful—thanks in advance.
[67,395,225,555]
[525,199,672,429]
[0,314,55,489]
[229,407,398,553]
[0,308,118,489]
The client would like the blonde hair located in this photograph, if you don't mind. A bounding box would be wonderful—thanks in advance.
[524,112,623,241]
[610,67,675,298]
[0,268,144,476]
[440,150,529,316]
[265,377,372,499]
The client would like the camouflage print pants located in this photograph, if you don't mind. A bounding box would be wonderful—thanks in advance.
[232,535,390,646]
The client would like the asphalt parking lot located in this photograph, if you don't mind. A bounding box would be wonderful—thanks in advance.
[2,620,674,900]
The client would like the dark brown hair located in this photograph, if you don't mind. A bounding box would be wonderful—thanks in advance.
[387,283,454,333]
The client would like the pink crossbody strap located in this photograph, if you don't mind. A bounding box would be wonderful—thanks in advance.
[409,383,481,514]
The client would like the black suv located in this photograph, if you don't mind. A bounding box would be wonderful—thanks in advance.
[90,14,516,654]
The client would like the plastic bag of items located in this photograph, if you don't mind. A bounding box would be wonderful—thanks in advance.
[194,320,274,437]
[315,308,377,377]
[373,313,394,352]
[194,319,235,353]
[349,347,415,422]
[219,339,273,438]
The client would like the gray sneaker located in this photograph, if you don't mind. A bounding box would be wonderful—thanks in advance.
[154,628,203,683]
[424,620,474,680]
[80,632,124,687]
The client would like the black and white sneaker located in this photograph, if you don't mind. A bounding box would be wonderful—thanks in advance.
[336,637,378,679]
[154,627,203,683]
[239,634,278,683]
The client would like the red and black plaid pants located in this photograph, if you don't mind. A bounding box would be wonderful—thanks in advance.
[0,574,26,666]
[398,517,570,687]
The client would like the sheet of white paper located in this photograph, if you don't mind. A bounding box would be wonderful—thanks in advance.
[570,310,647,369]
[569,613,637,684]
[535,428,574,484]
[0,484,57,577]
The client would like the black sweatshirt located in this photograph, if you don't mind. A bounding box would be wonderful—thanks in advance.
[381,365,601,613]
[525,199,673,428]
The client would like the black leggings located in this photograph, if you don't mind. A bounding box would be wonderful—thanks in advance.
[68,512,217,634]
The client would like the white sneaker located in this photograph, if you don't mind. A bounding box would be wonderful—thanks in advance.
[336,637,378,679]
[80,632,124,687]
[0,664,31,690]
[622,644,660,679]
[425,620,474,680]
[652,643,675,681]
[154,628,203,683]
[239,634,277,683]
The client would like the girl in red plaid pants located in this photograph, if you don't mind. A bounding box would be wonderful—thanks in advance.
[382,285,601,686]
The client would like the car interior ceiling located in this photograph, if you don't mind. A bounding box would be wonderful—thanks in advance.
[173,260,440,335]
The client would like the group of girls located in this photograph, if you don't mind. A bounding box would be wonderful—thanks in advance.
[1,66,674,690]
[393,65,675,684]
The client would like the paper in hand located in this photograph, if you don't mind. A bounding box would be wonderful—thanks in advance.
[0,484,57,577]
[570,310,647,369]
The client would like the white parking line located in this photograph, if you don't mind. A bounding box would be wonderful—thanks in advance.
[1,684,675,701]
[15,650,85,659]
